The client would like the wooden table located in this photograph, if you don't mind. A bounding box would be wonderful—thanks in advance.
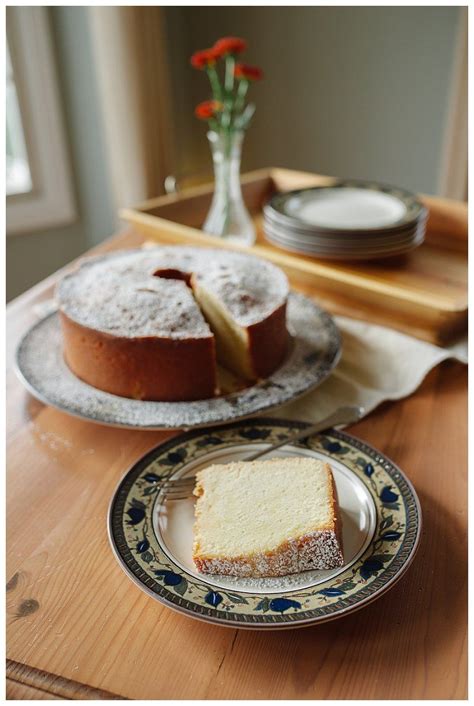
[6,230,467,700]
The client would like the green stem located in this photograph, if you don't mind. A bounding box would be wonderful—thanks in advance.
[221,106,231,130]
[206,65,223,103]
[224,54,235,93]
[234,79,249,115]
[221,130,234,234]
[237,102,255,130]
[221,55,238,131]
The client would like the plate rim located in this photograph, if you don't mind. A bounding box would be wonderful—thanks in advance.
[107,418,423,630]
[263,215,427,244]
[263,221,425,251]
[263,232,424,261]
[263,209,428,241]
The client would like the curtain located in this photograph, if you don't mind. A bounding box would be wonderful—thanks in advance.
[438,7,467,201]
[89,7,175,209]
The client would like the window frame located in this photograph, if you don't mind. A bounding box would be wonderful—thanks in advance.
[6,6,76,236]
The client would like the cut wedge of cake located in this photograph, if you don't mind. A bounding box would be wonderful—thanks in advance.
[192,457,344,578]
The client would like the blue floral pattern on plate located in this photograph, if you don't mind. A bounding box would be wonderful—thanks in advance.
[109,419,422,628]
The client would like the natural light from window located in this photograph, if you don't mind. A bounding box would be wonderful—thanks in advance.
[6,39,32,197]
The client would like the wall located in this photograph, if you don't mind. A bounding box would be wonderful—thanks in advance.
[165,6,461,195]
[6,7,116,302]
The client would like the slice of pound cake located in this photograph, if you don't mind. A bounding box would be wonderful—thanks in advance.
[192,457,344,578]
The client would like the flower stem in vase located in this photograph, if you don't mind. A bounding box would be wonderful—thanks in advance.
[225,54,235,93]
[206,65,223,103]
[190,37,263,245]
[202,129,255,245]
[234,79,249,117]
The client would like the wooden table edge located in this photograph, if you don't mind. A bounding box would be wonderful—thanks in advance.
[6,660,127,700]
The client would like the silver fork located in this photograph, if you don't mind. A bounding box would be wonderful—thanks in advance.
[158,405,364,501]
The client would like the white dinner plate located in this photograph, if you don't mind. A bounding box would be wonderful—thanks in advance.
[285,188,407,229]
[266,181,426,233]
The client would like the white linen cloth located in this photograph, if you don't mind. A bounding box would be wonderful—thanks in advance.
[272,316,468,423]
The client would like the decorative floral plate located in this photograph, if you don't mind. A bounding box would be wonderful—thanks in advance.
[108,418,422,629]
[15,292,340,430]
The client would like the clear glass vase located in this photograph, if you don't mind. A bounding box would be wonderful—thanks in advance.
[203,129,256,246]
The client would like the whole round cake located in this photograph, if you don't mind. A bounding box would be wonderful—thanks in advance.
[56,246,289,401]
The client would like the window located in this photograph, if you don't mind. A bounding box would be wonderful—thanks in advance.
[6,40,32,196]
[6,7,76,235]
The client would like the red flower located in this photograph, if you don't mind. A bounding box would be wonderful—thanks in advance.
[213,36,247,57]
[194,100,223,120]
[190,48,219,70]
[234,63,263,81]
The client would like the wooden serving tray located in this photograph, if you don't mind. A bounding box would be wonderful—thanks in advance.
[120,167,467,345]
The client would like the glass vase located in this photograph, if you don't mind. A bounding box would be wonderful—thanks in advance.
[202,129,256,246]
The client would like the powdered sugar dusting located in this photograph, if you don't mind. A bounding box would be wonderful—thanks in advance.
[57,250,211,339]
[196,530,344,578]
[57,246,289,337]
[191,250,289,326]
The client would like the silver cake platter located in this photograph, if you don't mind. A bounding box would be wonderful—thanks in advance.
[15,292,341,430]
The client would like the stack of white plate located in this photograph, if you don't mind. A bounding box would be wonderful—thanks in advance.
[263,180,427,260]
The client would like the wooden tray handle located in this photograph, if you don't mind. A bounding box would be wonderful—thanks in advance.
[421,194,467,246]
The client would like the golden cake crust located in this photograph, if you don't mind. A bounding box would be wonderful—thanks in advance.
[60,313,217,401]
[193,529,344,578]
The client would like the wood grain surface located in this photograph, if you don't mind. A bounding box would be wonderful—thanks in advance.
[6,230,467,700]
[6,661,124,700]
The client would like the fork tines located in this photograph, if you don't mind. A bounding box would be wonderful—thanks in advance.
[158,475,196,501]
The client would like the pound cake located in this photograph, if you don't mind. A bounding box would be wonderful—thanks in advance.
[192,457,344,577]
[56,247,289,401]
